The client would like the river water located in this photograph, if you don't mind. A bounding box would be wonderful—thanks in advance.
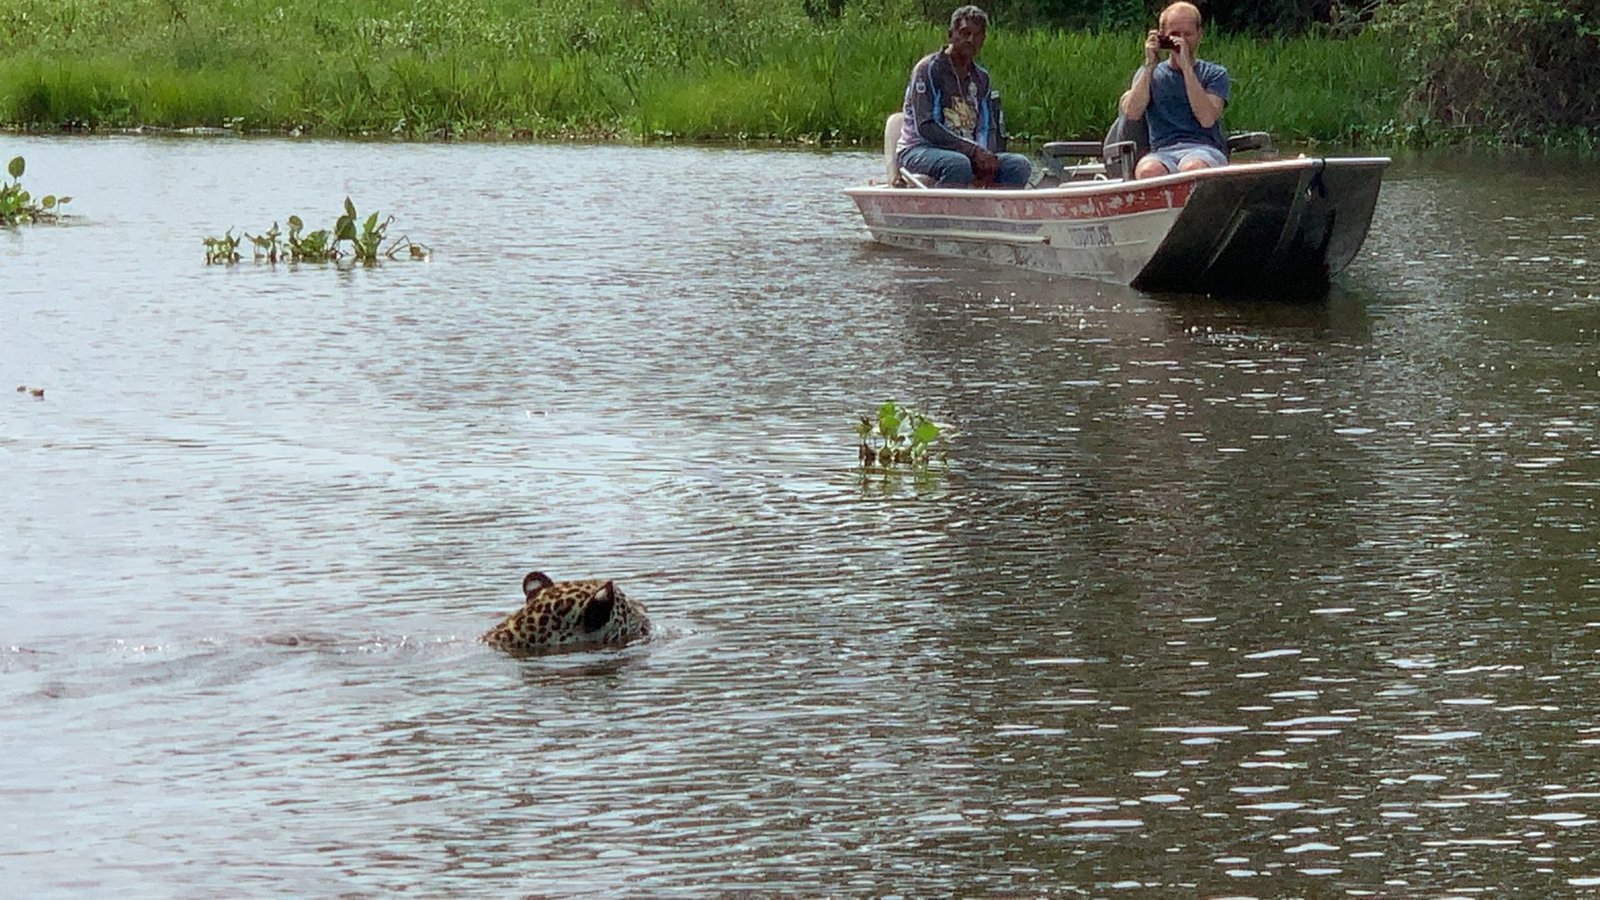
[2,137,1597,896]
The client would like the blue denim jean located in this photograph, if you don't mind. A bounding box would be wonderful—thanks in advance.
[899,146,1033,188]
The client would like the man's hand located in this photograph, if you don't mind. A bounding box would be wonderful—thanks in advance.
[1142,29,1160,67]
[1169,35,1193,71]
[970,147,999,188]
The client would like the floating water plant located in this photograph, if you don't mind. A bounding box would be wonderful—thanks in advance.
[856,401,948,469]
[1,156,71,226]
[204,229,241,264]
[205,197,430,265]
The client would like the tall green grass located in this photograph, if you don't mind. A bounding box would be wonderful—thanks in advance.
[0,0,1402,146]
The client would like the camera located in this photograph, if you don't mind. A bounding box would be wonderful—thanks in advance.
[1157,33,1178,50]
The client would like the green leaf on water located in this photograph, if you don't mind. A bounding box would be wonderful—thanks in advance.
[855,400,949,474]
[876,401,902,442]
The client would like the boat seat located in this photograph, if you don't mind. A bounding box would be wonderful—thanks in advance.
[1040,115,1277,181]
[1034,141,1111,184]
[882,112,904,184]
[879,112,945,189]
[1225,130,1275,154]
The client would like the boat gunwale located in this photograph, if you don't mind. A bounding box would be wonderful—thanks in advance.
[842,155,1392,203]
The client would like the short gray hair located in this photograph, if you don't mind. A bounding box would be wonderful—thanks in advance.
[949,4,988,30]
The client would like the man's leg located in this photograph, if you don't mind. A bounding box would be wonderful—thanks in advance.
[899,146,975,187]
[1137,143,1227,178]
[1135,146,1182,179]
[994,152,1034,188]
[1176,145,1228,172]
[1134,154,1172,179]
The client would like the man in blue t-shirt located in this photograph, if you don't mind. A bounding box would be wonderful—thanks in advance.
[1118,1,1231,179]
[896,5,1032,189]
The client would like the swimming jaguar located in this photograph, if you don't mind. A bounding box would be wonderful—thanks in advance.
[482,571,652,655]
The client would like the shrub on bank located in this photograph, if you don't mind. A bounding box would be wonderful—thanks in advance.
[1373,0,1599,141]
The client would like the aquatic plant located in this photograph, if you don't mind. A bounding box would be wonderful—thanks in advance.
[203,228,241,264]
[1,156,70,225]
[205,197,430,265]
[856,400,947,469]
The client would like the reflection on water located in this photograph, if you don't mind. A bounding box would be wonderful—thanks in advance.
[2,137,1598,895]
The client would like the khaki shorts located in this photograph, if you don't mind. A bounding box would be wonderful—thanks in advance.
[1147,142,1227,172]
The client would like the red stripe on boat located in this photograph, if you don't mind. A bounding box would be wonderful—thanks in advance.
[863,181,1194,221]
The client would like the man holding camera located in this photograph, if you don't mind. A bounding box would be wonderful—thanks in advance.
[1118,1,1230,179]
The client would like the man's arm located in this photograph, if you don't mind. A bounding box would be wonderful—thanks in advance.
[915,115,988,155]
[1119,66,1154,120]
[1171,44,1225,128]
[1119,30,1161,120]
[978,72,1005,153]
[1181,71,1224,128]
[915,111,997,182]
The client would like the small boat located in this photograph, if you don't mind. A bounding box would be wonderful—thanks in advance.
[844,114,1389,297]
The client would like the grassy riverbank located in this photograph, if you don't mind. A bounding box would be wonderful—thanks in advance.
[0,0,1404,147]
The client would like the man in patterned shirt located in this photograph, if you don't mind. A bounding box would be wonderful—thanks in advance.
[896,5,1032,189]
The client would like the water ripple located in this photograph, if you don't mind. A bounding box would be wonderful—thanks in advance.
[2,140,1598,896]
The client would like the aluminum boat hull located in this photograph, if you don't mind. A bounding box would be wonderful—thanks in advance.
[844,156,1388,296]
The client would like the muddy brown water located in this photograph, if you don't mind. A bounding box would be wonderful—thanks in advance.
[3,137,1598,895]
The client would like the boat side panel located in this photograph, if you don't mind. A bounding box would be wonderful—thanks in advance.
[847,181,1193,285]
[1314,161,1387,277]
[1133,159,1387,296]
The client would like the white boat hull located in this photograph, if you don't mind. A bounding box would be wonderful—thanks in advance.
[844,156,1389,296]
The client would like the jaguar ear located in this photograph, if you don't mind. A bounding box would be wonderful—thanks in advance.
[523,571,555,598]
[581,582,619,633]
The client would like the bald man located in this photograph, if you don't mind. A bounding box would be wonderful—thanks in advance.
[1119,1,1231,179]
